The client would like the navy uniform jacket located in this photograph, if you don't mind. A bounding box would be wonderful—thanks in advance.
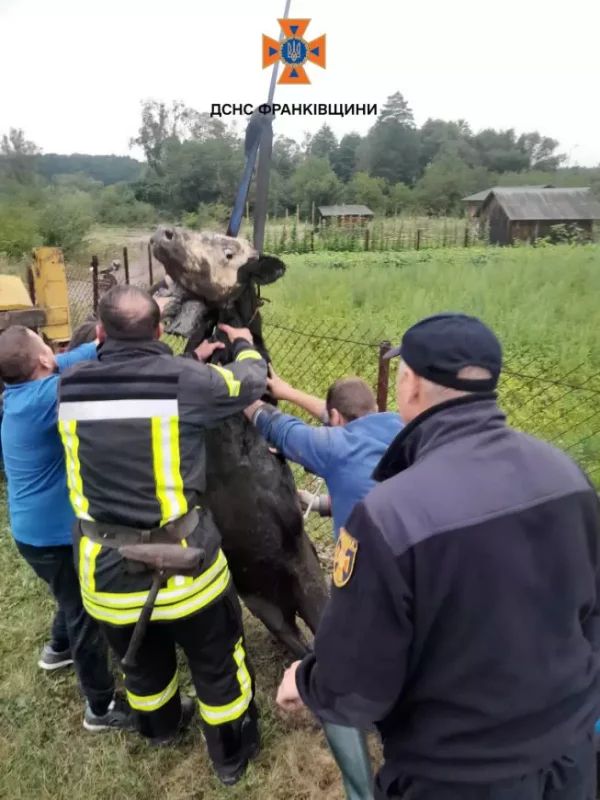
[296,393,600,788]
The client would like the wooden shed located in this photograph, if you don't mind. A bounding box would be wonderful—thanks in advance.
[477,188,600,245]
[317,204,374,228]
[462,185,553,220]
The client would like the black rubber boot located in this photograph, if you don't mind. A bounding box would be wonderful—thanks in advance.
[203,700,261,786]
[149,696,196,747]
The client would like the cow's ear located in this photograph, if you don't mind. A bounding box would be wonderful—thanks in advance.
[253,255,286,286]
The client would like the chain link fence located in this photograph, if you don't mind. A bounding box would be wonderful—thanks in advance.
[63,271,600,545]
[257,313,600,541]
[64,245,158,329]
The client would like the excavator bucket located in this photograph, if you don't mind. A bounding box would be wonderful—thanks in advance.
[30,247,72,347]
[0,274,46,332]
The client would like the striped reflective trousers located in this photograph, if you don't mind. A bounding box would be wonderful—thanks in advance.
[99,587,259,766]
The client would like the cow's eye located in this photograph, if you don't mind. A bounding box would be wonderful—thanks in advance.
[224,248,233,260]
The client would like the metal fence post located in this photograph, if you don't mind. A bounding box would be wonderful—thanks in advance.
[91,256,99,314]
[377,340,392,412]
[147,242,154,285]
[27,263,36,305]
[123,247,130,284]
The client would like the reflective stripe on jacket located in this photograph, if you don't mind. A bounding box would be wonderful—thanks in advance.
[57,336,267,530]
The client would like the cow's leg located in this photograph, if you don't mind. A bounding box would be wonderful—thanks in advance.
[292,533,330,634]
[240,593,311,660]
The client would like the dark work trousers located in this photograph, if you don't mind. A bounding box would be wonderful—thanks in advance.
[98,587,260,772]
[376,732,597,799]
[15,540,115,716]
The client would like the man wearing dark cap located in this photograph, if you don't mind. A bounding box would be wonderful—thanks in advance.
[276,312,600,799]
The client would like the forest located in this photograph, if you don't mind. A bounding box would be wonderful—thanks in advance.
[1,90,599,258]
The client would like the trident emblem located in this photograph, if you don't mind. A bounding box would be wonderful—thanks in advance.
[286,40,302,62]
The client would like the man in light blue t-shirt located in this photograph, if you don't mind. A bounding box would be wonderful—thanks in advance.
[0,325,132,732]
[245,370,403,543]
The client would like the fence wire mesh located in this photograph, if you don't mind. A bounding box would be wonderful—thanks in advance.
[64,272,600,544]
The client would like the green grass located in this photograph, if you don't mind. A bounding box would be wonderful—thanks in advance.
[261,244,600,367]
[255,244,600,487]
[0,486,381,800]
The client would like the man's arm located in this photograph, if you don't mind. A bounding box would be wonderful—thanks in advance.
[245,402,334,478]
[178,327,268,426]
[292,499,412,728]
[268,369,329,424]
[298,489,331,518]
[56,342,98,372]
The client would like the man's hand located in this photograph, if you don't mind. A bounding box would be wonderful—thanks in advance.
[218,324,253,345]
[276,661,304,712]
[267,365,293,400]
[244,399,264,421]
[194,341,225,362]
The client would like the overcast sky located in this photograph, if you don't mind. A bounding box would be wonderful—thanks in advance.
[1,0,598,167]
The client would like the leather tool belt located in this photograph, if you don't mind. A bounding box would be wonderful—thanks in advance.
[80,507,199,547]
[79,508,204,574]
[79,507,207,669]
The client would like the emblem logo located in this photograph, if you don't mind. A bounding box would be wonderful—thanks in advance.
[332,528,359,588]
[262,19,326,85]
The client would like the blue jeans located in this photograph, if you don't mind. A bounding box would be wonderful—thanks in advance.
[15,540,115,715]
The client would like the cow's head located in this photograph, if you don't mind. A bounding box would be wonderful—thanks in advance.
[150,226,285,304]
[150,226,286,380]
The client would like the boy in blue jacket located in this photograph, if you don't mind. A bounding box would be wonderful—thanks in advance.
[244,369,403,542]
[0,326,131,732]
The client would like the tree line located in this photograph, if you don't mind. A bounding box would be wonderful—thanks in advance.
[1,91,599,258]
[126,92,599,220]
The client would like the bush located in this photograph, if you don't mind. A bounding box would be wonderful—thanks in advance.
[36,190,94,256]
[96,183,158,227]
[183,202,231,230]
[0,203,41,258]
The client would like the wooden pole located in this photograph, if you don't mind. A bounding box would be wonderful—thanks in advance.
[91,256,99,313]
[122,247,130,284]
[147,242,154,285]
[376,341,392,412]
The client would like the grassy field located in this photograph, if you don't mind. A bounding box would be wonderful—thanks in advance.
[0,486,383,800]
[1,232,600,797]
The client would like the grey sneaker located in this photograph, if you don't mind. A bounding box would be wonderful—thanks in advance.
[83,696,135,732]
[38,643,74,671]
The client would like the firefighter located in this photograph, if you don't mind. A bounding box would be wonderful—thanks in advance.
[56,284,267,786]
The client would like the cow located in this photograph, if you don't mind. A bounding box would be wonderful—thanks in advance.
[70,226,329,659]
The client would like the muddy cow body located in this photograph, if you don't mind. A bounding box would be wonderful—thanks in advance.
[142,226,329,657]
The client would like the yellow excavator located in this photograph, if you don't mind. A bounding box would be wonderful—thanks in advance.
[1,247,72,462]
[0,246,72,350]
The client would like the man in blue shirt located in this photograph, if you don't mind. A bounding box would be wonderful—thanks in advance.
[244,370,403,542]
[0,325,132,732]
